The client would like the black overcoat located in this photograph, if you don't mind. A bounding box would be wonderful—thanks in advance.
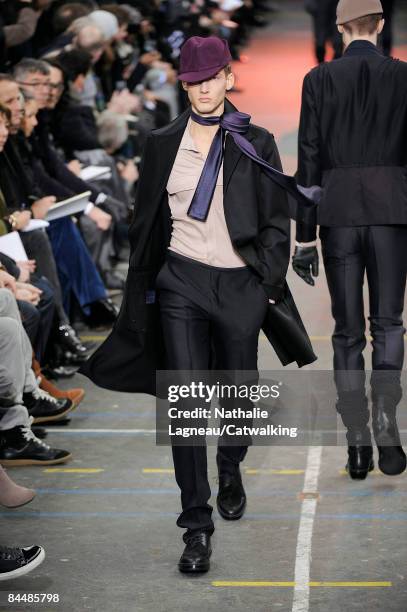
[80,99,317,395]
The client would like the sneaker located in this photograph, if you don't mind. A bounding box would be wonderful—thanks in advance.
[0,546,45,581]
[0,420,72,466]
[23,388,75,424]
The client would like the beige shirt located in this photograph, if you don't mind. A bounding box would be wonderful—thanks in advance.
[166,118,247,268]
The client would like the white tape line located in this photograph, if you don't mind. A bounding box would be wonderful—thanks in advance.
[291,446,322,612]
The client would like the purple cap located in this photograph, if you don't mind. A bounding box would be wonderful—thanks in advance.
[178,36,232,83]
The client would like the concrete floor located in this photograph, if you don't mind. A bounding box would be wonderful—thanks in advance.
[1,2,407,611]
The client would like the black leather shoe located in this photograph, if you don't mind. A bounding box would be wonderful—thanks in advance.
[178,532,212,574]
[345,427,374,480]
[86,298,119,328]
[346,446,374,480]
[217,469,247,519]
[372,396,406,476]
[0,424,72,466]
[56,324,93,357]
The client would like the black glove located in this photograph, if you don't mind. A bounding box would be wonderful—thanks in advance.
[292,245,319,286]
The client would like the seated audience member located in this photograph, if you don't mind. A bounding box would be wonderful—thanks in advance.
[1,65,120,317]
[0,84,98,367]
[15,59,125,291]
[0,282,73,464]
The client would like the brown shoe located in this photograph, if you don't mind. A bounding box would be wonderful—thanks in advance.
[32,358,85,407]
[39,375,85,407]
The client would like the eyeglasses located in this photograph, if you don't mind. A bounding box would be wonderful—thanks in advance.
[17,81,51,89]
[49,83,64,91]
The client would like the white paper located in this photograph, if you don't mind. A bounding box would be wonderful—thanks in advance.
[45,191,91,221]
[0,231,28,261]
[80,166,112,182]
[21,219,50,232]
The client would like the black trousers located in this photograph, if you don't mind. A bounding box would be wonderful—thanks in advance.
[312,1,343,63]
[18,276,55,362]
[156,251,269,534]
[20,229,68,324]
[320,225,407,426]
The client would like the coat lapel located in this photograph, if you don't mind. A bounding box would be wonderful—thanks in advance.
[152,98,257,203]
[222,98,257,194]
[151,106,191,206]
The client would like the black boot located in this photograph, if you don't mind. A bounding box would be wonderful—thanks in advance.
[216,454,246,520]
[345,428,374,480]
[178,531,212,574]
[372,396,406,476]
[56,324,93,358]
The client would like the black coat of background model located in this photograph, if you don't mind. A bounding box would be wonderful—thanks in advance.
[297,41,407,242]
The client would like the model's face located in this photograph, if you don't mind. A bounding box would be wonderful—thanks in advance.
[0,80,22,132]
[17,71,51,109]
[0,114,10,151]
[182,68,234,116]
[22,99,39,138]
[47,66,64,109]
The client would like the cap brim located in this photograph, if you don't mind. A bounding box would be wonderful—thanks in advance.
[177,64,229,83]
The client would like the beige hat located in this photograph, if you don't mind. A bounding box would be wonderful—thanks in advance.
[336,0,383,25]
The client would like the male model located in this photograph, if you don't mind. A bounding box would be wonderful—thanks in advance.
[82,36,316,573]
[293,0,407,480]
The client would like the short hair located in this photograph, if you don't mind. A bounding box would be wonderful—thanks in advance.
[68,16,95,35]
[97,110,128,152]
[101,4,130,27]
[48,49,92,82]
[0,73,15,84]
[53,3,91,34]
[13,59,50,82]
[0,102,11,122]
[224,64,232,76]
[342,14,383,35]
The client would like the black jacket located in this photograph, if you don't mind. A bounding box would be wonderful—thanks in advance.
[80,99,316,395]
[297,40,407,241]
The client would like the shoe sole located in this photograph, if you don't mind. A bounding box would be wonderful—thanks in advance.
[31,404,75,425]
[217,501,246,520]
[0,547,45,581]
[0,493,36,509]
[178,560,211,574]
[0,453,72,467]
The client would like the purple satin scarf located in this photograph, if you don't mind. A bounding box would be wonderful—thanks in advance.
[188,110,321,222]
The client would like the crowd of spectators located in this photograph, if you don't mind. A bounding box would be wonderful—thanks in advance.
[0,0,276,580]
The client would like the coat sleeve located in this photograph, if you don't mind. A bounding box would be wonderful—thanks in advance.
[128,135,156,252]
[257,131,291,303]
[296,72,320,242]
